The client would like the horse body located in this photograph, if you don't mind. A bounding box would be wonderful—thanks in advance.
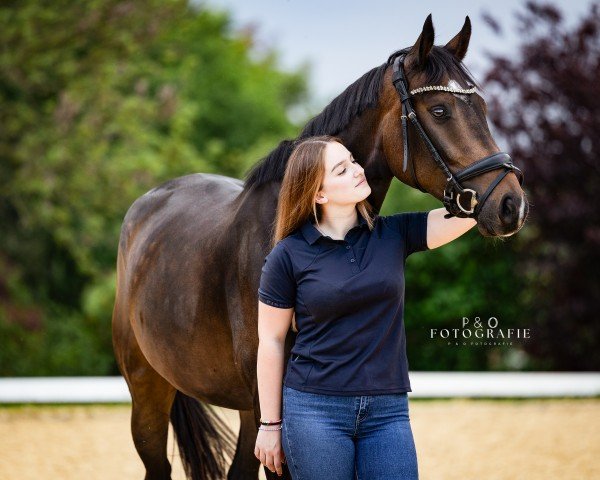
[113,15,528,480]
[114,173,274,410]
[113,173,290,479]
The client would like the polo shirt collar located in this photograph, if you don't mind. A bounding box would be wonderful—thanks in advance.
[301,213,368,245]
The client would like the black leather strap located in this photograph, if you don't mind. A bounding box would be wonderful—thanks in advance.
[390,53,524,218]
[473,169,513,217]
[455,153,511,182]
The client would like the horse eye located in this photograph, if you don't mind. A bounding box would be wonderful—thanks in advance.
[431,106,446,118]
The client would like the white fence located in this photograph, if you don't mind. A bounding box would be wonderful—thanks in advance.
[0,372,598,403]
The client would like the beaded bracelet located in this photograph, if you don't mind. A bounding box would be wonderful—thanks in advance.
[259,424,282,431]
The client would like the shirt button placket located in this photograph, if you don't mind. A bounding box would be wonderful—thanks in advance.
[346,242,359,274]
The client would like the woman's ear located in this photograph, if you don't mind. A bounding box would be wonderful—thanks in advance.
[315,192,328,204]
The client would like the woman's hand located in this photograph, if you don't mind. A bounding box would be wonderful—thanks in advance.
[254,429,286,476]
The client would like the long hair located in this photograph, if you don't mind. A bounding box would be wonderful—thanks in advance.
[271,135,375,248]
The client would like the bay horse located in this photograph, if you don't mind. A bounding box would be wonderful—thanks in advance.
[112,14,528,480]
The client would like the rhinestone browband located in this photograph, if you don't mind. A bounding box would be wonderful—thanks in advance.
[410,85,477,96]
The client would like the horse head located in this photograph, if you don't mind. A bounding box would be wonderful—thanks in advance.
[380,14,528,236]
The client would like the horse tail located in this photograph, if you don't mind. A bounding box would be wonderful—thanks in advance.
[170,390,237,480]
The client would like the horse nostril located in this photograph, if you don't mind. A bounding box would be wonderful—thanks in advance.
[500,194,518,226]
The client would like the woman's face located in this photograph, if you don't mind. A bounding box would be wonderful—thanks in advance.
[316,142,371,206]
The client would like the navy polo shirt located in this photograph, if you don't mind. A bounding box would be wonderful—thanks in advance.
[258,210,429,396]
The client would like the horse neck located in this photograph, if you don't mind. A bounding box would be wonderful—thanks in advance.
[336,107,394,214]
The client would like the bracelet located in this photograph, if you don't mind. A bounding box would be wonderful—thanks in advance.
[260,418,282,425]
[259,424,282,431]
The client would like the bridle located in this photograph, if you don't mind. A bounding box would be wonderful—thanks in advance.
[391,54,524,219]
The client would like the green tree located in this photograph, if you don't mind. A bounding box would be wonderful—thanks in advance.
[0,0,307,375]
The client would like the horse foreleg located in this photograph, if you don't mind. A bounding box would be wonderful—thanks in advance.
[113,310,176,479]
[131,379,177,480]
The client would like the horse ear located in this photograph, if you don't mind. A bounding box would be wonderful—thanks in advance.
[445,16,471,61]
[409,14,435,69]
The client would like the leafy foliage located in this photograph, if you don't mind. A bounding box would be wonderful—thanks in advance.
[482,1,599,370]
[0,0,306,375]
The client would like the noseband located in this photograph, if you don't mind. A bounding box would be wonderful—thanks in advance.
[391,54,524,219]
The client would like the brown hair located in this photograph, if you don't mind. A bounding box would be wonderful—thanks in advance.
[271,135,375,248]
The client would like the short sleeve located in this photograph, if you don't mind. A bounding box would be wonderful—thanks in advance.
[383,211,429,258]
[258,242,296,309]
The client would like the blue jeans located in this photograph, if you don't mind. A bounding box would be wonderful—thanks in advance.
[281,385,419,479]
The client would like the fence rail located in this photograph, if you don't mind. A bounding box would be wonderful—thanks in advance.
[0,372,598,403]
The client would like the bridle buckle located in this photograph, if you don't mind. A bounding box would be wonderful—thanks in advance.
[456,189,478,215]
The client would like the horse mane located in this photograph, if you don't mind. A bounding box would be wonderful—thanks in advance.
[243,46,479,190]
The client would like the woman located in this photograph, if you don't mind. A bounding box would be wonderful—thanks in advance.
[254,135,476,479]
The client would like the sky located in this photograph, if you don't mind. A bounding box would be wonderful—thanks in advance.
[199,0,594,111]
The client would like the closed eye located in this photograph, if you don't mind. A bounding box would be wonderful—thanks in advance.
[339,160,358,175]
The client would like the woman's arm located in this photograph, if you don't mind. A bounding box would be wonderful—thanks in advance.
[256,300,293,420]
[255,300,294,476]
[426,207,477,250]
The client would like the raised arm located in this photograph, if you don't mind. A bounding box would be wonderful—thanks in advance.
[426,207,477,250]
